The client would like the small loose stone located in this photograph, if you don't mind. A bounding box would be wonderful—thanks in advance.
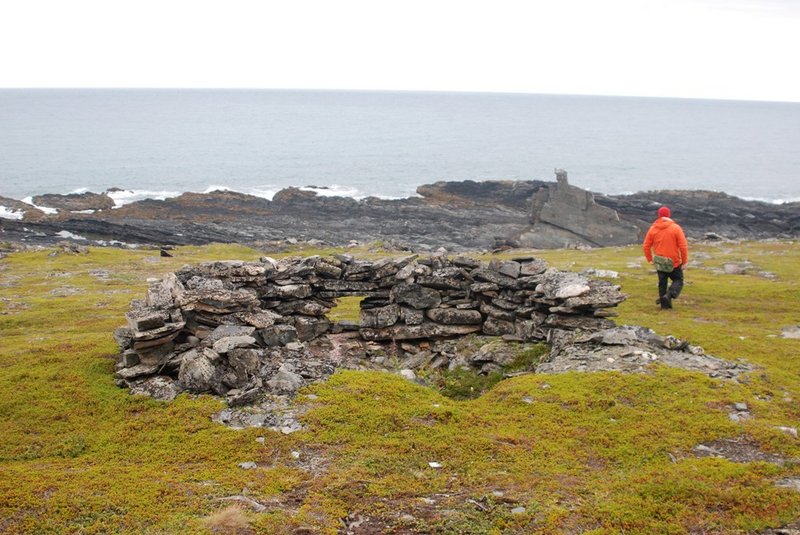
[775,426,798,438]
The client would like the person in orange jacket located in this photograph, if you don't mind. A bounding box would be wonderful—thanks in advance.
[642,206,688,309]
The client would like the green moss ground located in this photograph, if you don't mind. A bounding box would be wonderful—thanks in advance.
[1,241,799,533]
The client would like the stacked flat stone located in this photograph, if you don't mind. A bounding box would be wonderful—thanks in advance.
[357,255,624,341]
[114,254,626,398]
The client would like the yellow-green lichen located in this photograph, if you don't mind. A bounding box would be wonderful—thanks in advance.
[0,240,799,533]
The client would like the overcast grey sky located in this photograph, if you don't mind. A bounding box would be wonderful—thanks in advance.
[1,0,798,101]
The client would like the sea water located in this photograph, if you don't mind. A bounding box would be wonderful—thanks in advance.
[1,89,798,205]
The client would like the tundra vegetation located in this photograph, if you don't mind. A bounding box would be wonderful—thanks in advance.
[1,241,799,533]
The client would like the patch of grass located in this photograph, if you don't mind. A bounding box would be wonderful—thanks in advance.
[1,241,800,533]
[421,341,550,399]
[203,505,253,534]
[431,368,506,400]
[506,342,549,372]
[326,295,363,323]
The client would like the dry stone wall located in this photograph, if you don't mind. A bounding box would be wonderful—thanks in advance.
[114,254,627,400]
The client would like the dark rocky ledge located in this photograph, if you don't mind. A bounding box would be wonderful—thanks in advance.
[2,170,799,250]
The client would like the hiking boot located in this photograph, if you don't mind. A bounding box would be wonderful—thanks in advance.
[668,289,679,300]
[660,294,673,309]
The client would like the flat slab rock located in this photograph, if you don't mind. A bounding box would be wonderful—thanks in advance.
[781,325,800,339]
[536,325,751,380]
[212,394,313,433]
[694,435,793,465]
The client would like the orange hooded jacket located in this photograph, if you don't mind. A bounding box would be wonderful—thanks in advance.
[642,217,688,268]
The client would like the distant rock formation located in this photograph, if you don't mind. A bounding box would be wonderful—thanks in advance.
[32,191,115,212]
[519,169,642,248]
[3,173,798,249]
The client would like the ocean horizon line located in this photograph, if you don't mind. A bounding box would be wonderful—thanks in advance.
[2,87,799,105]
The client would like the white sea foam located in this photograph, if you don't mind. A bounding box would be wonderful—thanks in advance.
[0,206,24,220]
[107,189,181,207]
[299,184,362,198]
[69,187,90,194]
[199,183,380,201]
[741,195,800,205]
[72,209,95,214]
[20,197,59,214]
[56,230,88,240]
[241,186,281,200]
[202,184,234,194]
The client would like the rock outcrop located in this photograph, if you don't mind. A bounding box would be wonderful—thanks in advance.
[31,191,115,212]
[520,169,642,248]
[5,173,797,250]
[595,189,800,239]
[538,325,750,379]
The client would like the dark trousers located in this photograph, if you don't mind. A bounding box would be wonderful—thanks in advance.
[658,267,684,299]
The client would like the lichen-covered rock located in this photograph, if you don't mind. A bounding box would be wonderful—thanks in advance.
[126,307,167,331]
[391,283,442,309]
[228,348,262,385]
[360,304,400,328]
[360,322,482,341]
[480,302,515,321]
[212,335,258,354]
[259,324,298,347]
[237,310,283,328]
[266,365,305,394]
[555,284,591,299]
[426,308,482,325]
[128,376,180,401]
[116,363,160,380]
[543,315,615,332]
[206,325,257,344]
[537,325,751,380]
[131,322,184,350]
[178,348,219,392]
[482,318,516,336]
[275,299,331,316]
[399,306,424,326]
[273,284,313,299]
[292,316,330,341]
[177,287,260,314]
[470,268,518,288]
[491,260,522,279]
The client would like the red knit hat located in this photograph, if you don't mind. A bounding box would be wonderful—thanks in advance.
[658,206,671,218]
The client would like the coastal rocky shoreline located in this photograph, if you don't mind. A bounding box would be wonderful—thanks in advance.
[2,170,799,251]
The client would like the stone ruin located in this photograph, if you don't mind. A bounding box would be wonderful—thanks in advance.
[113,253,750,405]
